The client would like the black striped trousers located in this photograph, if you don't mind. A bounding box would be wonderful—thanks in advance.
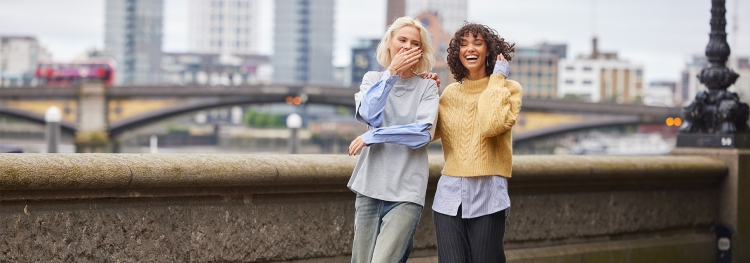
[433,207,507,263]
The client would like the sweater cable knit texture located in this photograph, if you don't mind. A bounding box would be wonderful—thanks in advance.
[434,74,522,177]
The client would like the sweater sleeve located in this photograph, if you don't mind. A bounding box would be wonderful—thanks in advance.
[477,74,523,137]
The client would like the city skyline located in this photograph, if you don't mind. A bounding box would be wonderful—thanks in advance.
[188,0,261,54]
[0,0,749,84]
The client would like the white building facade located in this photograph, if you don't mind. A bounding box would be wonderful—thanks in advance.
[558,57,644,103]
[0,36,51,87]
[273,0,335,85]
[405,0,466,34]
[188,0,260,55]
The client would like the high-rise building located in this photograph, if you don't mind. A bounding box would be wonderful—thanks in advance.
[350,39,381,86]
[405,0,467,34]
[273,0,335,85]
[386,0,406,27]
[0,36,52,87]
[508,43,566,99]
[188,0,259,55]
[105,0,164,85]
[415,12,453,92]
[558,38,644,103]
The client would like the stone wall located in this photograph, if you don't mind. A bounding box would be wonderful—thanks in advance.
[0,154,728,262]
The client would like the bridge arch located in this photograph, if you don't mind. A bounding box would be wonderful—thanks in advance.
[108,95,356,137]
[0,107,78,134]
[513,116,648,144]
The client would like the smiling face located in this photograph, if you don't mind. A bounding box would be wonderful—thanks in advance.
[458,32,488,79]
[388,26,422,61]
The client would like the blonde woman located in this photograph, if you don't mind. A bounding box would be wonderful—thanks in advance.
[347,16,439,263]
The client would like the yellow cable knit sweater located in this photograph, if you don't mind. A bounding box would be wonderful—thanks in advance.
[433,74,523,178]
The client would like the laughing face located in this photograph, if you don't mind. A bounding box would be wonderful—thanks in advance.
[458,32,488,79]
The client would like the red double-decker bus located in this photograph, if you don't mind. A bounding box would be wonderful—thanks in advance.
[35,59,116,87]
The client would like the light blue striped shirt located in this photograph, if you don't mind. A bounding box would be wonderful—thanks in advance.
[432,175,510,218]
[432,60,512,219]
[357,71,433,149]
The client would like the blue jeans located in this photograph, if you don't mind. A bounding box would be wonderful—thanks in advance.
[351,194,423,263]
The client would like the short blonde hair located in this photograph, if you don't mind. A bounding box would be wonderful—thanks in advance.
[376,16,435,74]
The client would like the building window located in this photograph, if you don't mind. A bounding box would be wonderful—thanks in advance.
[565,66,574,71]
[583,67,592,71]
[565,79,574,85]
[583,80,592,85]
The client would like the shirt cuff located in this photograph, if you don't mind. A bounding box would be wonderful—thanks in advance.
[360,129,377,145]
[493,60,510,77]
[382,70,400,83]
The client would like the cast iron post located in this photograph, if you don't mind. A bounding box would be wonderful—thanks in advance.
[677,0,749,148]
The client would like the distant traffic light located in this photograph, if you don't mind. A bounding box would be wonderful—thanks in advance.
[286,96,302,105]
[666,117,682,127]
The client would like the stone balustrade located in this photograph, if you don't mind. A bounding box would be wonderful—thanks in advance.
[0,154,738,262]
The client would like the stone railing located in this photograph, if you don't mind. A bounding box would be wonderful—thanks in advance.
[0,154,736,262]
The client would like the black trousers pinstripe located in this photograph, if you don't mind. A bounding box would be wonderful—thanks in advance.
[433,207,507,263]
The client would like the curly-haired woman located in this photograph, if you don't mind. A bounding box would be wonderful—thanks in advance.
[426,23,522,262]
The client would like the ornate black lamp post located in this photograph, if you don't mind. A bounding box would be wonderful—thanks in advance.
[677,0,750,148]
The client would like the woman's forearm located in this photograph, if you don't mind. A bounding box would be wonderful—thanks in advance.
[355,71,399,127]
[361,123,433,149]
[477,62,522,137]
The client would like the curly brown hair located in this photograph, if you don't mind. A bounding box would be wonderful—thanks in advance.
[447,23,515,82]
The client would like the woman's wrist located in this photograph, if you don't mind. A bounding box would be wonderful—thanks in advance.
[388,67,398,76]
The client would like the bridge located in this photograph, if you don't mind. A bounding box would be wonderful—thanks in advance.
[0,149,747,262]
[0,82,682,142]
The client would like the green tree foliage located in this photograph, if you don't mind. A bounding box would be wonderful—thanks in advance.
[243,109,286,128]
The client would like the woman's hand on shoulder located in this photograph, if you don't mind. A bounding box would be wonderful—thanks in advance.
[419,72,440,88]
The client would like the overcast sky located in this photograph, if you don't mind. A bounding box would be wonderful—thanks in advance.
[1,0,749,84]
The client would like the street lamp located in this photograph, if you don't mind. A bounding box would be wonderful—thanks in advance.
[45,106,61,153]
[286,113,302,154]
[677,0,750,148]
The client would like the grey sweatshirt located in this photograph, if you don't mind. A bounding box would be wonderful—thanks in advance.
[347,71,439,206]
